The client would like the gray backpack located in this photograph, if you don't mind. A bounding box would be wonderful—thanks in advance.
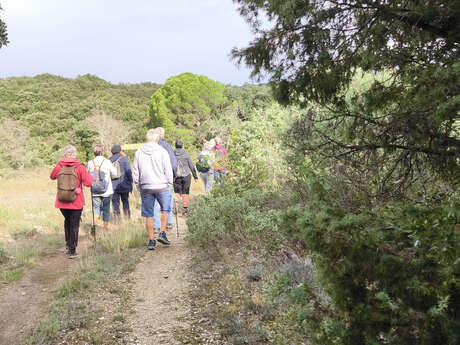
[90,160,108,195]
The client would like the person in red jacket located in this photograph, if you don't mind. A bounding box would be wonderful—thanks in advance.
[50,145,93,258]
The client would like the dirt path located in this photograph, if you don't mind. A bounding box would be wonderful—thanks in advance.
[123,216,192,345]
[0,238,90,345]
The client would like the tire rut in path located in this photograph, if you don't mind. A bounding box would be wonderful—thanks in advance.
[124,216,191,345]
[0,242,88,345]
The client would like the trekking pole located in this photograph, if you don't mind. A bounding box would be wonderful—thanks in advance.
[174,199,179,238]
[90,192,96,242]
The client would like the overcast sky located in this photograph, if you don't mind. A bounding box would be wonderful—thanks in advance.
[0,0,258,85]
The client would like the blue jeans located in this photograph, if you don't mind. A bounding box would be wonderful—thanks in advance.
[200,170,213,193]
[140,190,171,218]
[214,169,226,186]
[153,189,173,229]
[93,196,111,222]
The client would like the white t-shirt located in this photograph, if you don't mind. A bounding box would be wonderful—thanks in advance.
[87,156,117,197]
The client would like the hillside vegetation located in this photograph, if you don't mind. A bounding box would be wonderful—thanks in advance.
[0,74,161,168]
[0,73,274,170]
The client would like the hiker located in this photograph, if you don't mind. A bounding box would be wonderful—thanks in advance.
[132,129,173,250]
[173,139,198,215]
[212,137,228,186]
[87,143,117,230]
[152,127,177,231]
[196,141,215,193]
[109,144,133,222]
[50,145,93,258]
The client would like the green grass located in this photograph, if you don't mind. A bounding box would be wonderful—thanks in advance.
[97,223,146,254]
[0,267,24,283]
[112,314,126,322]
[0,233,63,286]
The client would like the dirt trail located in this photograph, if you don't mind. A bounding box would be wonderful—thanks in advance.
[0,238,90,345]
[124,216,192,345]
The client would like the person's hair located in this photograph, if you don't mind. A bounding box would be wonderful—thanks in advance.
[215,137,223,145]
[175,139,184,149]
[93,143,104,156]
[146,129,160,142]
[203,141,213,151]
[63,145,77,157]
[153,127,165,138]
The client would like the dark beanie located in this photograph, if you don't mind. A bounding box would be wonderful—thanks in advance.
[111,144,122,154]
[175,139,184,148]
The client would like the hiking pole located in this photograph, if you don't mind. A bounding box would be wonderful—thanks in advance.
[90,191,96,242]
[174,199,179,238]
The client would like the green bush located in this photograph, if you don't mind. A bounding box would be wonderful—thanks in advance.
[0,244,8,264]
[281,172,460,345]
[187,184,284,251]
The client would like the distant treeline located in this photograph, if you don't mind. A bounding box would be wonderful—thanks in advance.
[0,73,273,169]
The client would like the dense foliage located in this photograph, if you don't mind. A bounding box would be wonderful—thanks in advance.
[0,3,7,49]
[232,0,460,187]
[149,73,227,147]
[0,74,161,167]
[179,1,460,345]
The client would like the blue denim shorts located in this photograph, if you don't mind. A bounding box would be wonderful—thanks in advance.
[93,196,111,222]
[141,190,171,218]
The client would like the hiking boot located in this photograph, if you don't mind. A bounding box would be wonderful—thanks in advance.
[166,223,173,230]
[157,231,171,245]
[147,239,156,250]
[68,252,79,259]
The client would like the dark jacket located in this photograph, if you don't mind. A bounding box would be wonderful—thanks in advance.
[159,139,178,178]
[109,154,133,193]
[174,148,198,179]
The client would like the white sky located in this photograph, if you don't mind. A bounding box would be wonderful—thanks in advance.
[0,0,257,85]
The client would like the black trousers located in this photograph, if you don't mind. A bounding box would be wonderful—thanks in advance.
[60,208,82,253]
[112,192,130,217]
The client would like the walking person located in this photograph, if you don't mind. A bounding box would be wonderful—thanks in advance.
[196,141,215,193]
[152,127,177,231]
[173,139,198,215]
[132,129,173,250]
[109,144,133,223]
[87,143,117,230]
[212,137,228,186]
[50,145,93,259]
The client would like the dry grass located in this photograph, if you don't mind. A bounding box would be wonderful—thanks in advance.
[0,168,63,239]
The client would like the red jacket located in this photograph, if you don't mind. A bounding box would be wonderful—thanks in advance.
[50,158,93,210]
[212,144,228,171]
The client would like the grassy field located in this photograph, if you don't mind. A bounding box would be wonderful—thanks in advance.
[0,165,205,285]
[0,168,66,283]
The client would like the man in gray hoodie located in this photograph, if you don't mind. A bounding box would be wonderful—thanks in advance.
[132,129,173,249]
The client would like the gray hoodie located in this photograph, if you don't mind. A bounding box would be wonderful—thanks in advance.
[174,148,198,179]
[132,142,173,192]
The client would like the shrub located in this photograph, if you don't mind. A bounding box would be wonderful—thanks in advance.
[186,184,284,251]
[281,174,460,345]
